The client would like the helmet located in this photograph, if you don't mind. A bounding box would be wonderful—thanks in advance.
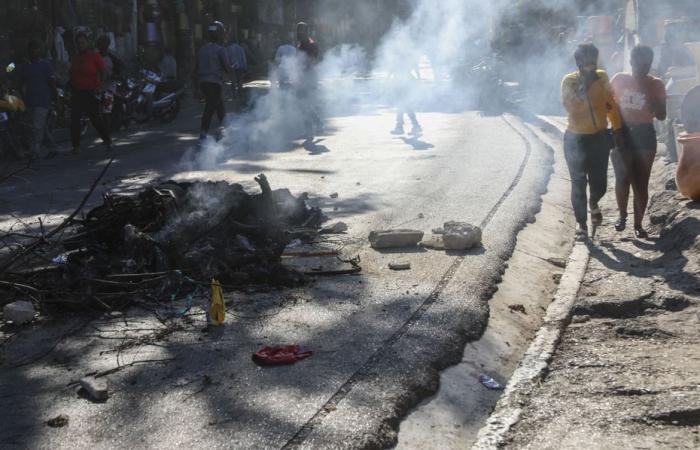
[207,21,226,43]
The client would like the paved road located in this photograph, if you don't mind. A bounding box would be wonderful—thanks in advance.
[0,91,553,449]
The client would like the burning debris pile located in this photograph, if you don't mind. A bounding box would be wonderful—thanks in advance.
[0,174,325,310]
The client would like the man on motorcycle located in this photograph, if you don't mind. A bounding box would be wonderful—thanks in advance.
[17,41,57,159]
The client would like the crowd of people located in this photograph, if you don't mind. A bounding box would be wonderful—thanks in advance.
[561,43,667,240]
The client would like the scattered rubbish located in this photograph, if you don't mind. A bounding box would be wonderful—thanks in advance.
[208,279,226,327]
[46,415,69,428]
[356,182,361,186]
[51,254,68,265]
[417,213,425,219]
[508,304,527,314]
[252,345,313,366]
[306,256,362,276]
[282,250,339,258]
[546,257,567,269]
[389,261,411,271]
[79,376,109,401]
[286,239,304,249]
[0,175,326,310]
[442,221,483,250]
[571,315,591,324]
[330,192,339,199]
[369,229,424,249]
[320,221,348,234]
[3,300,36,324]
[479,374,504,390]
[419,234,445,250]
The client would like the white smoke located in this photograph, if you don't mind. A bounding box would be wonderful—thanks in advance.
[184,0,604,169]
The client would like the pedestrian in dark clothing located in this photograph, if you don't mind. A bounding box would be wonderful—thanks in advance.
[296,22,322,141]
[69,33,112,153]
[560,44,625,239]
[196,21,233,141]
[17,41,57,159]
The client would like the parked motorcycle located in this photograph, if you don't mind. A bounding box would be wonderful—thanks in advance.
[129,70,185,125]
[0,64,31,160]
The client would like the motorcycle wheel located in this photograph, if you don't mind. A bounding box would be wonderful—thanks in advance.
[159,99,181,124]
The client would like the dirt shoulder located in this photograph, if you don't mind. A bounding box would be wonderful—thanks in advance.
[497,157,700,449]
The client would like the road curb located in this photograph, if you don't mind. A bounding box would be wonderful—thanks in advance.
[470,115,591,450]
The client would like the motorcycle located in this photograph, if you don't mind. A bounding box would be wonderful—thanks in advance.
[0,64,31,160]
[130,70,185,125]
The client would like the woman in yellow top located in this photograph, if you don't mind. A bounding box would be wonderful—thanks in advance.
[561,44,625,239]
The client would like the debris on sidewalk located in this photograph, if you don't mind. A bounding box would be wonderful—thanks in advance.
[389,261,411,271]
[442,221,483,250]
[0,175,325,311]
[252,345,313,366]
[419,234,445,250]
[3,300,36,324]
[330,192,339,199]
[478,374,504,390]
[369,229,424,249]
[79,376,109,401]
[508,304,527,314]
[320,221,348,234]
[45,415,69,428]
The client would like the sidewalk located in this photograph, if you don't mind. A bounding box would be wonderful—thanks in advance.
[475,142,700,448]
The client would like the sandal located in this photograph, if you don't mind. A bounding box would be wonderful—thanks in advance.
[575,223,589,241]
[634,228,649,239]
[614,216,627,232]
[590,207,603,227]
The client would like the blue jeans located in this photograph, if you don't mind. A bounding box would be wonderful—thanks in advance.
[563,130,610,225]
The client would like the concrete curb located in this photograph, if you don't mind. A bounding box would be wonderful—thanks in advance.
[471,115,592,450]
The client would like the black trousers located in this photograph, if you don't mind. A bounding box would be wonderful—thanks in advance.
[200,82,225,134]
[563,130,610,225]
[71,89,111,149]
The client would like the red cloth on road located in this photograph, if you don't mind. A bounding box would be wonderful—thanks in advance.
[252,345,312,366]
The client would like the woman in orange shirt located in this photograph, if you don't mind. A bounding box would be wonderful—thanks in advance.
[611,45,667,238]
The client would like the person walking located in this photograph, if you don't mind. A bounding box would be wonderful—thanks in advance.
[560,44,624,239]
[296,22,322,141]
[611,45,667,238]
[195,21,233,142]
[17,41,57,159]
[69,33,112,153]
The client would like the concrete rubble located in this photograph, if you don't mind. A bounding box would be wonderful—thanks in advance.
[441,221,483,250]
[389,261,411,270]
[79,376,109,401]
[368,229,424,249]
[3,301,36,324]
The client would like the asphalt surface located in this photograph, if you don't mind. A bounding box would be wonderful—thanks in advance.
[0,90,553,449]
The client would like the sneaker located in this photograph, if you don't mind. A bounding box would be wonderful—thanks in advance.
[391,125,405,135]
[614,216,627,232]
[410,125,423,136]
[634,227,649,239]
